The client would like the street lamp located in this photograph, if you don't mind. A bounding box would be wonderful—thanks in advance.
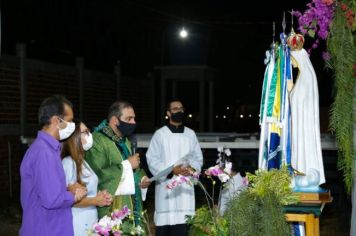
[179,27,188,38]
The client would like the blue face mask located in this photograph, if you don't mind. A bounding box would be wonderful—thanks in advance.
[117,120,136,137]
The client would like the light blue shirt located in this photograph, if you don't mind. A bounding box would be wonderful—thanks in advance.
[62,157,99,236]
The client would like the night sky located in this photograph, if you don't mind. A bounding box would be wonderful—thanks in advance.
[1,0,334,131]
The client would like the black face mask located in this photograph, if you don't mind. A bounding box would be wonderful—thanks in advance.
[171,111,185,123]
[117,120,136,137]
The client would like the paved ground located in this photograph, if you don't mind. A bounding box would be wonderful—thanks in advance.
[1,149,351,236]
[0,187,351,236]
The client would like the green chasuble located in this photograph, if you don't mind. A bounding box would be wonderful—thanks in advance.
[85,120,147,232]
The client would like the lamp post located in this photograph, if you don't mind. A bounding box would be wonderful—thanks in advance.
[179,27,188,39]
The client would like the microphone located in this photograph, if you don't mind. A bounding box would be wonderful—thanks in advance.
[130,136,140,172]
[131,135,137,155]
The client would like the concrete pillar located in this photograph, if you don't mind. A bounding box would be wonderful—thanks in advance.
[76,57,84,120]
[160,77,166,125]
[16,43,26,137]
[199,80,205,131]
[209,79,214,132]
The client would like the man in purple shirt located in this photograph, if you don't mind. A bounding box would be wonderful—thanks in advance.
[20,95,87,236]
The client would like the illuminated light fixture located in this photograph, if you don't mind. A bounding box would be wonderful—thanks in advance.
[240,114,244,118]
[226,106,230,110]
[188,114,193,118]
[165,116,169,120]
[179,27,188,38]
[223,115,226,119]
[249,114,252,118]
[216,115,219,118]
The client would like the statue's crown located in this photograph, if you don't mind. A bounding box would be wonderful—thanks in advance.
[287,28,304,50]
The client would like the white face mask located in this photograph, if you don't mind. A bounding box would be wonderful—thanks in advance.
[82,132,93,151]
[57,118,75,140]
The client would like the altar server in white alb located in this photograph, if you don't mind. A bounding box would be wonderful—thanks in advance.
[146,99,203,236]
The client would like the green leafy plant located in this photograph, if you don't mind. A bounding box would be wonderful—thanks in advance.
[188,161,298,236]
[185,147,233,236]
[247,166,299,205]
[222,167,298,236]
[327,1,356,193]
[186,206,228,236]
[295,0,356,194]
[224,191,292,236]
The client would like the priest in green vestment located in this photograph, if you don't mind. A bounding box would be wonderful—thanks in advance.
[85,101,151,233]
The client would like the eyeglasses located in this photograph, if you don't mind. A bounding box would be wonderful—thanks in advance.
[56,116,69,129]
[81,129,90,136]
[170,107,185,112]
[57,116,67,123]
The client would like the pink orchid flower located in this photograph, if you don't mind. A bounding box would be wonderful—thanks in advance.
[112,206,131,220]
[205,165,224,176]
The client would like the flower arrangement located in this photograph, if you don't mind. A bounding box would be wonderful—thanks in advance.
[163,147,235,235]
[90,206,144,236]
[293,0,335,53]
[205,146,232,183]
[340,2,356,29]
[184,147,246,236]
[165,147,234,201]
[203,146,238,213]
[169,147,298,235]
[166,172,200,190]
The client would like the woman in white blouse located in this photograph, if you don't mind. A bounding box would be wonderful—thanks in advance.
[62,120,112,236]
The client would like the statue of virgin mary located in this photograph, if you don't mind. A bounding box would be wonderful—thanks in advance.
[287,31,325,186]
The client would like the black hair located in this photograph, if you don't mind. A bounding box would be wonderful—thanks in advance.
[107,100,133,121]
[166,99,183,111]
[38,96,67,128]
[53,94,73,109]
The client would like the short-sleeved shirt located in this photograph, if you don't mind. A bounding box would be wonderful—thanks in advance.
[62,157,99,236]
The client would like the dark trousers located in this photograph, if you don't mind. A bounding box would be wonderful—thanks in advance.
[156,224,188,236]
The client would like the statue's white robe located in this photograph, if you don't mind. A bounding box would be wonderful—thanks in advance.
[290,48,325,185]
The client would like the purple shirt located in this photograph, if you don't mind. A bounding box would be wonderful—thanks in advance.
[20,131,75,236]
